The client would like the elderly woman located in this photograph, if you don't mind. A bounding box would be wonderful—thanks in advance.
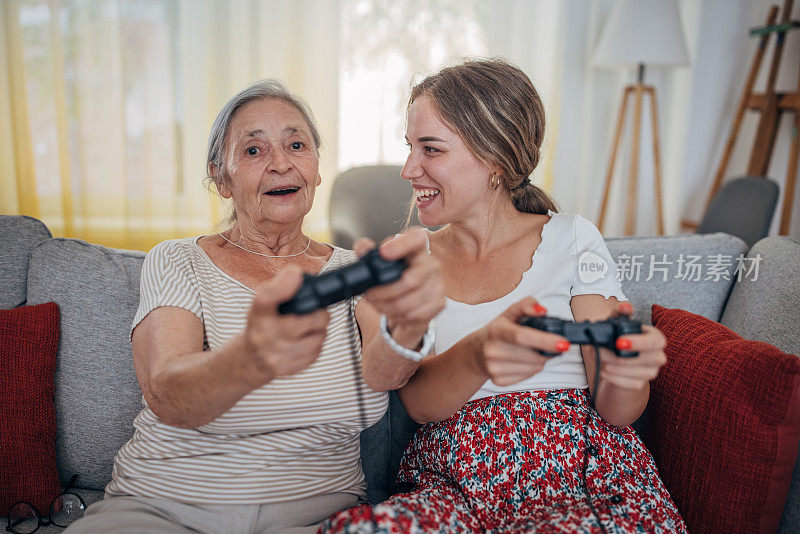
[65,80,444,533]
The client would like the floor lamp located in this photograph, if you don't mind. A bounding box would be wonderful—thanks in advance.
[593,0,689,236]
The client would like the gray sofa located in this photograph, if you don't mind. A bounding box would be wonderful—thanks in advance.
[2,214,799,533]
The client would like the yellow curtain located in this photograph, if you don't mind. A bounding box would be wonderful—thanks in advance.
[1,0,340,251]
[1,0,38,218]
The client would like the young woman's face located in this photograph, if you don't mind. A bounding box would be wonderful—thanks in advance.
[401,96,495,227]
[218,98,320,228]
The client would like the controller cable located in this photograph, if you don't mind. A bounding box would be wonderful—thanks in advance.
[582,328,610,534]
[346,297,369,431]
[345,295,472,511]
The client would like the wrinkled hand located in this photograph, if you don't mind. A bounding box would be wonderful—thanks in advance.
[354,228,445,347]
[479,297,569,386]
[243,265,329,378]
[598,302,667,391]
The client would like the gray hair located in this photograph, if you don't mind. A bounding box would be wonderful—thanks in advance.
[205,79,322,189]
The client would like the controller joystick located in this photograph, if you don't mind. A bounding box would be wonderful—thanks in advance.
[278,248,407,315]
[518,315,642,358]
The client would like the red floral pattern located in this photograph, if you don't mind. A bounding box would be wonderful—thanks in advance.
[322,389,686,533]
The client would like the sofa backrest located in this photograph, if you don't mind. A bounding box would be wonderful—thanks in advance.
[0,215,51,308]
[24,237,145,491]
[606,232,748,324]
[720,236,800,355]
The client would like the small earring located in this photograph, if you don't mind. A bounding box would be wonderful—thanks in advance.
[490,173,500,190]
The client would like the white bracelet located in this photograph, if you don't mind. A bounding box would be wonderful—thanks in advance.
[379,315,436,362]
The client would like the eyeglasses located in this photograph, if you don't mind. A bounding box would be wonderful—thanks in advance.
[5,475,86,534]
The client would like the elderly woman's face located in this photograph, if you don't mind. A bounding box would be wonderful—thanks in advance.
[220,98,320,228]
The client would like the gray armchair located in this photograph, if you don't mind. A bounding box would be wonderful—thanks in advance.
[697,176,779,248]
[328,165,420,248]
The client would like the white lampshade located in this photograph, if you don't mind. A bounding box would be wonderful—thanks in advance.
[592,0,689,68]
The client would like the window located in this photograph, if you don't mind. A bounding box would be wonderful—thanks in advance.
[339,0,489,170]
[16,0,190,248]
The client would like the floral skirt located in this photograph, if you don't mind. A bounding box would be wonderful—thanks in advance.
[321,389,686,533]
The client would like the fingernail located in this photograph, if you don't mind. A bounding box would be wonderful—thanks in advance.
[555,340,570,352]
[620,302,634,313]
[533,304,547,316]
[616,338,632,351]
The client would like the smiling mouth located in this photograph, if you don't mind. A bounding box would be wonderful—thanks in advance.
[414,188,440,202]
[265,187,300,196]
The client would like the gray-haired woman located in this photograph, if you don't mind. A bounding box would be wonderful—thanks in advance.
[65,80,444,533]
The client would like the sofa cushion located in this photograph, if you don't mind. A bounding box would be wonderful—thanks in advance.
[25,238,146,491]
[649,304,800,534]
[0,302,61,516]
[606,232,747,325]
[0,215,52,309]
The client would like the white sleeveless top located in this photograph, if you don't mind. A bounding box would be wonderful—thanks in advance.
[107,238,388,504]
[433,212,627,401]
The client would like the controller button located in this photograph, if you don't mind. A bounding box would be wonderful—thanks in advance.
[610,494,623,504]
[586,445,599,456]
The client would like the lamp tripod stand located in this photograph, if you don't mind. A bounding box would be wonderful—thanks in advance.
[597,64,666,236]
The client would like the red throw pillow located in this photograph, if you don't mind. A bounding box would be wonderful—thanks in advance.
[0,302,61,516]
[649,304,800,534]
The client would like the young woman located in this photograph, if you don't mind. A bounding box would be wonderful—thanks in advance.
[322,60,686,533]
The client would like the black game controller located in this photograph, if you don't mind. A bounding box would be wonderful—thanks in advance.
[278,248,407,315]
[518,315,642,358]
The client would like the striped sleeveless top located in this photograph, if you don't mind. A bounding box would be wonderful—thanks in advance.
[106,237,388,504]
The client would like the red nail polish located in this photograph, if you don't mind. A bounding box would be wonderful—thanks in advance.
[620,302,633,312]
[533,304,547,315]
[616,338,632,351]
[555,340,570,352]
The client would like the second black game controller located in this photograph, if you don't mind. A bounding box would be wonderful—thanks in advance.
[278,248,407,315]
[518,315,642,358]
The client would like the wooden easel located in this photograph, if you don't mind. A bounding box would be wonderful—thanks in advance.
[685,0,800,234]
[598,67,665,236]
